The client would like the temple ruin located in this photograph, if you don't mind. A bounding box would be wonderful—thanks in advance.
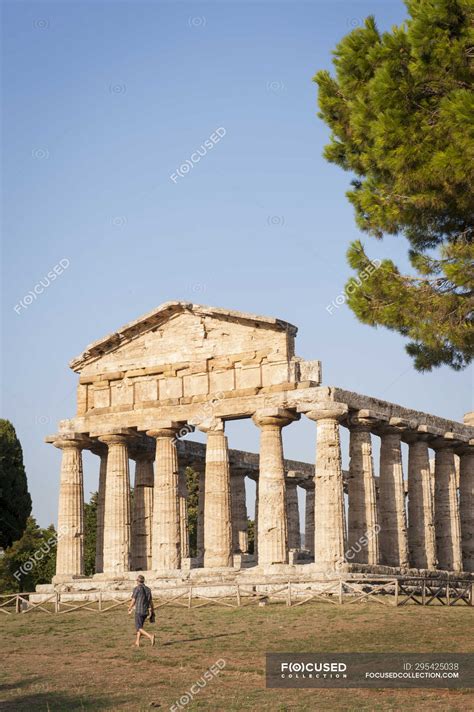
[44,301,474,595]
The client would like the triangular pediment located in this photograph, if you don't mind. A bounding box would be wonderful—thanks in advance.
[70,301,297,374]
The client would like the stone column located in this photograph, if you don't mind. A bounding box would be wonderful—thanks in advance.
[305,403,347,571]
[377,423,409,568]
[147,423,181,570]
[54,437,85,577]
[231,469,249,553]
[130,443,154,571]
[196,466,205,561]
[457,446,474,572]
[252,409,298,566]
[202,420,232,567]
[286,476,301,550]
[99,433,132,574]
[406,434,437,569]
[347,416,379,564]
[91,443,107,574]
[254,478,259,560]
[304,483,315,556]
[433,441,462,571]
[179,467,190,559]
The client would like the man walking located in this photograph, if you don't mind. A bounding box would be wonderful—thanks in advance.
[128,574,155,647]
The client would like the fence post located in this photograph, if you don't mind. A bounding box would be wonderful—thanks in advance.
[15,594,20,614]
[287,581,292,607]
[188,585,192,609]
[338,579,343,605]
[54,591,59,613]
[98,591,102,612]
[394,579,399,607]
[236,584,241,607]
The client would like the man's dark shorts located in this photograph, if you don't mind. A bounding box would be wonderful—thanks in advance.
[135,612,147,631]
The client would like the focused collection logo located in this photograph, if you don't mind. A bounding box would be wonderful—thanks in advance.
[280,661,347,679]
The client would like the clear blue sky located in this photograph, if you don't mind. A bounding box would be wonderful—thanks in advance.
[2,0,472,528]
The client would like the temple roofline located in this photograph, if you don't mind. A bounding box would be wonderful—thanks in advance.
[69,301,298,372]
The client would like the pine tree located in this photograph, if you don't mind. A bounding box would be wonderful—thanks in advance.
[0,420,32,548]
[314,0,473,370]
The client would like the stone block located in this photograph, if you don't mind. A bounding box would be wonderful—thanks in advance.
[134,379,158,403]
[233,554,242,570]
[110,381,134,406]
[209,369,235,393]
[261,361,289,386]
[159,377,183,400]
[93,386,110,409]
[77,384,88,415]
[260,382,297,394]
[183,373,209,397]
[236,365,262,389]
[124,368,146,378]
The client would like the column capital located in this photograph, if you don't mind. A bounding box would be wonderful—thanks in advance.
[146,421,185,439]
[430,431,465,451]
[302,401,348,422]
[194,417,225,434]
[88,440,108,457]
[98,432,135,446]
[374,417,415,437]
[346,412,384,431]
[53,435,88,450]
[455,442,474,456]
[402,429,433,444]
[252,408,298,429]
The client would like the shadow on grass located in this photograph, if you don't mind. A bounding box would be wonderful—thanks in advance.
[0,677,42,692]
[163,631,243,646]
[0,691,129,711]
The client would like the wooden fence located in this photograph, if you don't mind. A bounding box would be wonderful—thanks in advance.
[0,577,472,615]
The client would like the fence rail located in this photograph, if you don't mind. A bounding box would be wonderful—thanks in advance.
[1,577,472,615]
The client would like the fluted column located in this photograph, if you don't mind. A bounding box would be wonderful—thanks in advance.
[179,467,190,559]
[99,433,132,574]
[286,477,301,550]
[304,484,315,556]
[231,470,248,553]
[434,442,462,571]
[406,434,437,569]
[54,438,85,577]
[377,425,409,567]
[196,466,205,561]
[305,403,347,571]
[254,478,259,560]
[252,409,298,566]
[130,444,154,571]
[92,444,107,574]
[147,423,181,570]
[202,421,232,567]
[458,446,474,572]
[347,417,379,564]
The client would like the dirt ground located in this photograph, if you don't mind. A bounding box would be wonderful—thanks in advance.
[0,600,473,711]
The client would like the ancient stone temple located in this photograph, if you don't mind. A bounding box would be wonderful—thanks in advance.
[46,301,474,592]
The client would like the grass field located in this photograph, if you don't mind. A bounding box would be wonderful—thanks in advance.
[1,601,473,711]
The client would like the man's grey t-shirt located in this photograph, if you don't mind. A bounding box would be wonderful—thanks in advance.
[132,584,151,615]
